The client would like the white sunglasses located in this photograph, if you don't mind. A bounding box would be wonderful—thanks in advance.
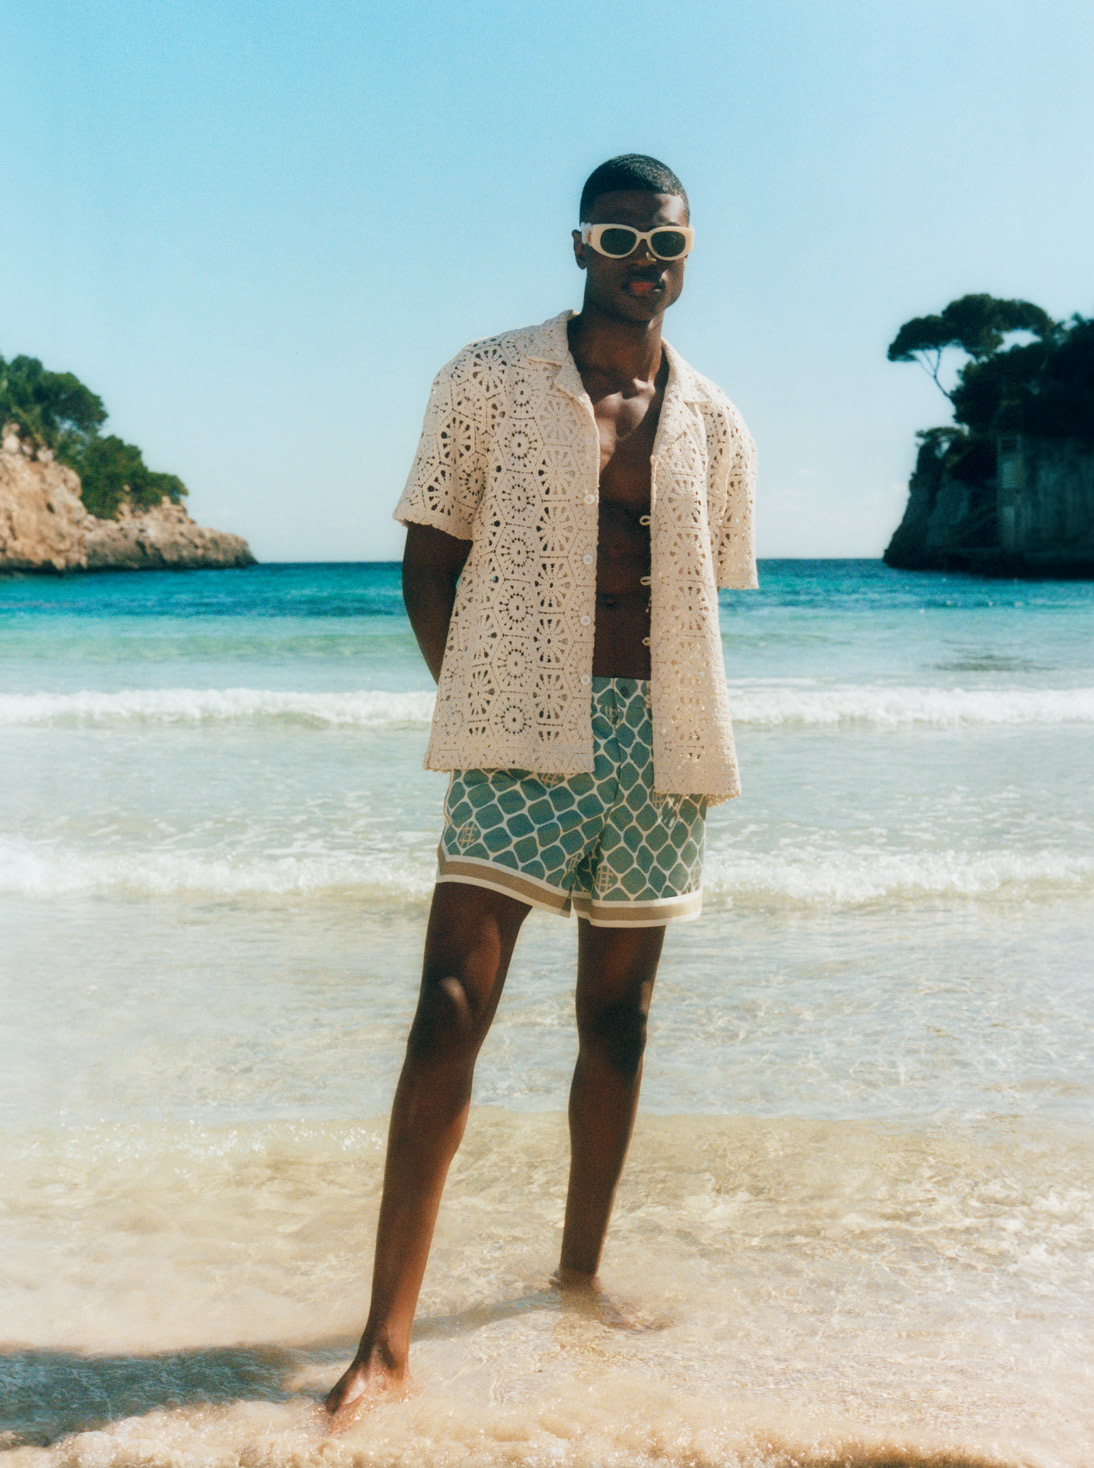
[580,222,694,260]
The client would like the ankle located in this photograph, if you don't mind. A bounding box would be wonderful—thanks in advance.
[354,1330,407,1376]
[551,1265,601,1294]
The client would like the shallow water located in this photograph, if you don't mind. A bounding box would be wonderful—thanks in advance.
[2,560,1092,1465]
[3,1110,1091,1465]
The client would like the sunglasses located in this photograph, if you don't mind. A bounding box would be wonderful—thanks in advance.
[580,222,694,261]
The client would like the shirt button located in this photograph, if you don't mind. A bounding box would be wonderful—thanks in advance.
[580,615,590,625]
[580,674,591,685]
[584,494,595,504]
[583,554,593,565]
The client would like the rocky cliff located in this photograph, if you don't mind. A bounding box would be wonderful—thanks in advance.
[0,430,254,573]
[884,433,1094,578]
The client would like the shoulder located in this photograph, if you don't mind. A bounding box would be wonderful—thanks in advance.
[683,359,751,437]
[433,314,569,388]
[668,346,755,459]
[707,386,755,460]
[666,343,749,432]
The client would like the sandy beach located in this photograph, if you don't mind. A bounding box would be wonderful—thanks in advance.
[3,560,1093,1466]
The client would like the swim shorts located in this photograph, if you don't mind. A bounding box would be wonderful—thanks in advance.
[437,677,705,927]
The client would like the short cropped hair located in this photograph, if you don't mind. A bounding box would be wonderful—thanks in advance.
[579,154,689,221]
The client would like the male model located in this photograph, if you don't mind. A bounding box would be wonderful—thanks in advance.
[327,153,756,1415]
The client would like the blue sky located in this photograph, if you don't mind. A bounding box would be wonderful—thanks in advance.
[5,0,1092,562]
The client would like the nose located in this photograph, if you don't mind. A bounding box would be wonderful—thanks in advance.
[631,238,658,267]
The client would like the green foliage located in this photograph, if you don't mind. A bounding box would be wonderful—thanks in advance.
[887,293,1054,398]
[0,354,107,442]
[76,435,188,519]
[1,350,186,518]
[948,314,1094,442]
[1025,315,1094,438]
[911,427,994,488]
[914,426,967,475]
[950,340,1048,434]
[892,304,1094,493]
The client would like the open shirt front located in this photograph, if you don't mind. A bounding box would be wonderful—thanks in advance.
[394,311,758,803]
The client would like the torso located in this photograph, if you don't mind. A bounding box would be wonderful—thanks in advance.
[570,346,667,679]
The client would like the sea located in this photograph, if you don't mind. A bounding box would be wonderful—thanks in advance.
[1,559,1092,1468]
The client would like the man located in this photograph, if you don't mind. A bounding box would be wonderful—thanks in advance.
[326,153,756,1415]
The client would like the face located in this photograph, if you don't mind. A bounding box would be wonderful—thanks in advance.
[572,190,690,324]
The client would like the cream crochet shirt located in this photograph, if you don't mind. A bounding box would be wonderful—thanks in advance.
[394,311,757,803]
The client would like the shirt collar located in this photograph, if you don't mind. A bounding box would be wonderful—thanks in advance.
[526,310,704,453]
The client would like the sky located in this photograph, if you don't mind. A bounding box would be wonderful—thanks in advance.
[4,0,1093,563]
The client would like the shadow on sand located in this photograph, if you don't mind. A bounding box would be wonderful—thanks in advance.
[0,1292,556,1448]
[0,1342,307,1448]
[0,1295,1025,1467]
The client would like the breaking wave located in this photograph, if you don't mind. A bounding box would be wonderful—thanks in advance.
[2,684,1093,730]
[0,841,434,900]
[730,684,1094,727]
[0,688,436,727]
[4,838,1091,907]
[703,847,1094,905]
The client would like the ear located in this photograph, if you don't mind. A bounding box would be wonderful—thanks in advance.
[571,228,587,271]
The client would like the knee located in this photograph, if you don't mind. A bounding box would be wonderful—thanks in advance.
[579,1000,648,1081]
[406,974,485,1069]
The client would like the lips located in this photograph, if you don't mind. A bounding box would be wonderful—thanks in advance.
[627,276,662,296]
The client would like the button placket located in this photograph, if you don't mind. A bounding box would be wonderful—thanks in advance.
[399,315,754,803]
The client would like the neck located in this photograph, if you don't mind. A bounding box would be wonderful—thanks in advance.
[567,301,664,385]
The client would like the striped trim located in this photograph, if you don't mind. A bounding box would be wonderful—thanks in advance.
[436,852,702,927]
[436,853,571,914]
[571,889,703,928]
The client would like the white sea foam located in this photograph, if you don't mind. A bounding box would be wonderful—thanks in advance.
[0,687,436,727]
[728,684,1094,727]
[0,840,434,900]
[703,847,1094,905]
[2,683,1093,730]
[2,1115,1091,1461]
[4,836,1090,907]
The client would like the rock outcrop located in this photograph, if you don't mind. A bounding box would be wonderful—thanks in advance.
[0,431,254,573]
[884,433,1094,578]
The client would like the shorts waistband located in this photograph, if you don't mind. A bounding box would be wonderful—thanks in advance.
[591,675,649,697]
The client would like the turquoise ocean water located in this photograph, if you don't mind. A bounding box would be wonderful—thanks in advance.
[2,560,1093,1466]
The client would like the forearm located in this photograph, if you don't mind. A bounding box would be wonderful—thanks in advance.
[401,523,471,684]
[403,573,458,683]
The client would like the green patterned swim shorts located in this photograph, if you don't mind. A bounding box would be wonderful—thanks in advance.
[437,677,706,927]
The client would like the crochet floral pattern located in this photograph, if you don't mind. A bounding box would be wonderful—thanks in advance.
[394,312,757,802]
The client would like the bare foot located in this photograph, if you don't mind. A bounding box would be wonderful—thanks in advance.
[323,1346,412,1429]
[549,1269,668,1332]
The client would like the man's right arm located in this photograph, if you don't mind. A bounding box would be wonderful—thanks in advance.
[402,522,472,683]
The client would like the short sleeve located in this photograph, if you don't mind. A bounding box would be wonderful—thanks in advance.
[715,413,758,590]
[393,348,488,541]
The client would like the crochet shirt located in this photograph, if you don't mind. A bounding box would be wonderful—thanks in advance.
[394,311,757,803]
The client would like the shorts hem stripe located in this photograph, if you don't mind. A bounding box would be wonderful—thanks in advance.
[571,891,703,928]
[436,854,571,914]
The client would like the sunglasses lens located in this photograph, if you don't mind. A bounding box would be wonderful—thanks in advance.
[650,229,689,259]
[598,227,640,257]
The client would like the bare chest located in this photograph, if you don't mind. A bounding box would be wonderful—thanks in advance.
[588,383,663,512]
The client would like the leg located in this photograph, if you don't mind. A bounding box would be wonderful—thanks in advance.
[326,881,530,1415]
[556,920,665,1286]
